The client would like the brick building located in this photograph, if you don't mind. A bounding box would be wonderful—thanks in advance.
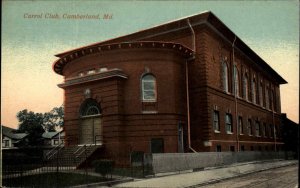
[53,11,286,162]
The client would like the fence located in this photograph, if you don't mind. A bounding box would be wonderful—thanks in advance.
[2,149,296,187]
[2,145,147,187]
[3,156,94,187]
[146,151,292,175]
[2,147,118,188]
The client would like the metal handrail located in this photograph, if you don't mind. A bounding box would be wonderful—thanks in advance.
[45,142,64,160]
[76,147,86,158]
[74,146,84,155]
[94,135,103,145]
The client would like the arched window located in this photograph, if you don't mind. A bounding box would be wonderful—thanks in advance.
[271,89,275,110]
[79,99,101,117]
[243,74,248,100]
[222,62,229,93]
[252,77,256,104]
[141,74,157,101]
[234,66,239,97]
[265,85,269,109]
[259,81,263,106]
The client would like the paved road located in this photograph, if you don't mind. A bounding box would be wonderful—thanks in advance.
[200,164,298,188]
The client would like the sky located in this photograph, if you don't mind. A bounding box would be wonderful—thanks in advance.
[1,0,299,129]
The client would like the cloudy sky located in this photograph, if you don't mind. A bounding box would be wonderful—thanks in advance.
[2,0,299,129]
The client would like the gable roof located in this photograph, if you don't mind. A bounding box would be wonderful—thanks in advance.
[42,131,64,139]
[53,11,287,84]
[1,125,28,140]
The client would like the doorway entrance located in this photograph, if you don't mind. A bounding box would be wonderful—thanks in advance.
[79,99,102,145]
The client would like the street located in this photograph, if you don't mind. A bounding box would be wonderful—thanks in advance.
[200,164,298,188]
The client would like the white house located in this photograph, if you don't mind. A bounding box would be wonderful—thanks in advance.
[42,130,65,146]
[1,125,28,149]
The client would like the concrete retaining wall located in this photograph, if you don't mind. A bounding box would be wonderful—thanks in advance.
[148,151,286,174]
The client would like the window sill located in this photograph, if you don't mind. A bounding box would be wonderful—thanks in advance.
[239,133,244,135]
[214,130,221,133]
[142,111,158,114]
[142,100,157,103]
[226,132,233,134]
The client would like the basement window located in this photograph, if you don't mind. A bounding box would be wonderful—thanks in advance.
[230,146,235,152]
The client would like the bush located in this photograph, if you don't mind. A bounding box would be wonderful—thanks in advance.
[92,160,115,177]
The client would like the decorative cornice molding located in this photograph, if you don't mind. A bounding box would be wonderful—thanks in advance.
[58,68,128,88]
[53,41,194,75]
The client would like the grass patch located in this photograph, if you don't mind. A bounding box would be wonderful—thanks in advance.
[3,172,109,187]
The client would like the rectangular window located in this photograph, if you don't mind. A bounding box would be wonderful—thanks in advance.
[230,146,235,152]
[248,119,253,136]
[213,111,220,132]
[263,123,267,137]
[178,123,184,153]
[225,113,233,134]
[238,116,243,135]
[255,121,260,137]
[4,140,10,147]
[250,146,254,151]
[275,125,278,138]
[269,124,273,138]
[151,138,164,153]
[142,75,156,101]
[241,145,245,151]
[216,145,222,152]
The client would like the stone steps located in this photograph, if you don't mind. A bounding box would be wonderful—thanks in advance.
[44,145,101,168]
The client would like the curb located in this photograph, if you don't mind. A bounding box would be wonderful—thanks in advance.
[70,178,134,188]
[184,161,298,188]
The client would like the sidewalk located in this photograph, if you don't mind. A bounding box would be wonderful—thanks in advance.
[113,160,298,188]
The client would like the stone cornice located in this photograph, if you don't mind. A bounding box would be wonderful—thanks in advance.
[58,68,128,88]
[53,41,194,75]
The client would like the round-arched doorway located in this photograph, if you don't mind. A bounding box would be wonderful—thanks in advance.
[79,99,102,145]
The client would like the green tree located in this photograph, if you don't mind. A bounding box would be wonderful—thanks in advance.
[43,106,64,132]
[16,106,64,146]
[16,109,45,146]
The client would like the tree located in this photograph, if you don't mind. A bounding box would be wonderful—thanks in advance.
[16,106,64,146]
[43,106,64,132]
[16,109,45,146]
